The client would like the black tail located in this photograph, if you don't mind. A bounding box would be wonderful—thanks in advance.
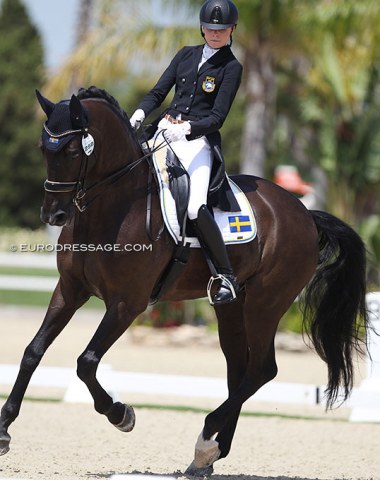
[301,210,369,408]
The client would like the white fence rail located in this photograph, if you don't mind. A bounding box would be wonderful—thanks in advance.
[0,363,324,407]
[350,292,380,422]
[0,253,57,292]
[0,362,378,415]
[0,252,56,269]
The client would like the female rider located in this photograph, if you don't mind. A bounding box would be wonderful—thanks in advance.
[130,0,242,305]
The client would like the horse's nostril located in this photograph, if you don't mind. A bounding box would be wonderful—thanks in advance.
[49,210,68,226]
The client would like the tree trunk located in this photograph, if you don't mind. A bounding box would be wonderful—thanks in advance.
[68,0,94,94]
[75,0,93,47]
[240,42,276,177]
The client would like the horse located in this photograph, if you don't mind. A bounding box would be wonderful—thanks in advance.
[0,86,369,476]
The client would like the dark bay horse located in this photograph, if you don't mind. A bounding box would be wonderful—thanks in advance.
[0,86,369,475]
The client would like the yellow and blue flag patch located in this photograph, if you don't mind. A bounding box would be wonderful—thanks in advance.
[228,215,252,233]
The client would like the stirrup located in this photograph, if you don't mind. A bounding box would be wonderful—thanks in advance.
[207,274,237,306]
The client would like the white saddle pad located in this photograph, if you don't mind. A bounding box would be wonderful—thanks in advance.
[151,144,257,248]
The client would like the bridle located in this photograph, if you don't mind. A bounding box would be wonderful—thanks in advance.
[43,123,89,201]
[43,123,165,213]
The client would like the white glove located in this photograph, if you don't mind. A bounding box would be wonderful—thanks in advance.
[163,122,191,143]
[130,109,145,129]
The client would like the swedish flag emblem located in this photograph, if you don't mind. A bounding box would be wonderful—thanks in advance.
[49,137,59,145]
[228,215,252,233]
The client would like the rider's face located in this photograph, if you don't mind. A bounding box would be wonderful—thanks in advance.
[202,26,234,49]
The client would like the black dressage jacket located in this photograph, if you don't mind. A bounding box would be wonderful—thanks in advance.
[138,44,243,211]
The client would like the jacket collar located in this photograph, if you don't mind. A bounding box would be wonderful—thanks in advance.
[197,44,233,74]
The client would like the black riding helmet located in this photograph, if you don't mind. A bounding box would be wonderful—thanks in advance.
[200,0,238,30]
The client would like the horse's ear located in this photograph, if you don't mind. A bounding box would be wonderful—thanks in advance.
[69,94,88,129]
[35,89,55,117]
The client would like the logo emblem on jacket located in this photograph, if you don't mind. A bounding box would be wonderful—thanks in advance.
[202,76,216,93]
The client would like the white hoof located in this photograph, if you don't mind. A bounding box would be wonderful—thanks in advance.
[114,404,135,432]
[191,432,221,470]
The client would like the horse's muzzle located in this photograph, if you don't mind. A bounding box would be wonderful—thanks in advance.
[40,206,71,227]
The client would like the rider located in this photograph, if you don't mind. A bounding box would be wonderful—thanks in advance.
[130,0,242,305]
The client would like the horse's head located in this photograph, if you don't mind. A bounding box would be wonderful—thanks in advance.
[36,90,95,226]
[37,87,144,227]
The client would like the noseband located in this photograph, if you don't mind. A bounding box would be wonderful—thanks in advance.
[44,180,79,193]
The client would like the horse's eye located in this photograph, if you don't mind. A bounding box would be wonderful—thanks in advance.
[67,148,81,160]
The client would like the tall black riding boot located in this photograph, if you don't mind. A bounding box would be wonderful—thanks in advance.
[191,205,239,305]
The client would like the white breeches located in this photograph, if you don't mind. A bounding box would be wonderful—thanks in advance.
[155,118,212,220]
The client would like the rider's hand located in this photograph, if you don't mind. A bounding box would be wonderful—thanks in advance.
[163,122,191,143]
[130,109,145,129]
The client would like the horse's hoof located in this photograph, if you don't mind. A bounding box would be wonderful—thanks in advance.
[185,433,220,476]
[114,404,135,432]
[0,434,11,456]
[185,461,214,477]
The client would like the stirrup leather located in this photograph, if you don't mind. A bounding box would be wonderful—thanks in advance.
[207,274,237,306]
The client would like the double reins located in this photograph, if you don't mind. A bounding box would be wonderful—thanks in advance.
[43,123,166,213]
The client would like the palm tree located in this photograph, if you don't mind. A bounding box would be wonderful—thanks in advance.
[43,0,199,100]
[44,0,310,177]
[296,0,380,221]
[292,0,380,278]
[75,0,93,46]
[235,0,302,176]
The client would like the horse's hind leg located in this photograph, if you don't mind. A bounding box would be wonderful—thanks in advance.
[0,280,88,455]
[187,282,284,475]
[186,294,249,475]
[75,300,144,431]
[215,295,248,457]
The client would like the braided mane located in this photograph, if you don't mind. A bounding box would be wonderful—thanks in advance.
[77,86,140,150]
[77,85,128,121]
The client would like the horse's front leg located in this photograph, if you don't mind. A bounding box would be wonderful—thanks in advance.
[0,280,89,455]
[75,300,142,431]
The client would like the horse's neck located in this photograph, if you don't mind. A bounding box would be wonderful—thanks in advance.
[72,156,149,237]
